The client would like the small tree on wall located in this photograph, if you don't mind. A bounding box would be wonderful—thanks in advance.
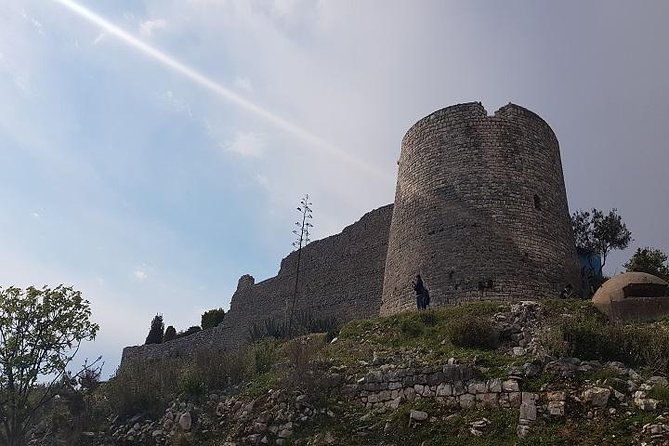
[201,308,225,329]
[144,314,164,345]
[163,325,177,342]
[287,194,313,337]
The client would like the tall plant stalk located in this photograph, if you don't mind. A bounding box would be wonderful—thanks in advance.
[287,194,313,337]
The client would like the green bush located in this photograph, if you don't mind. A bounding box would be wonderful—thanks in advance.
[560,314,628,363]
[399,319,424,337]
[163,325,177,342]
[648,386,669,407]
[191,349,247,390]
[283,336,327,398]
[201,308,226,330]
[447,316,499,350]
[178,368,206,401]
[248,318,290,342]
[247,310,340,342]
[295,309,339,334]
[556,313,669,373]
[419,309,439,327]
[249,339,280,375]
[104,361,180,418]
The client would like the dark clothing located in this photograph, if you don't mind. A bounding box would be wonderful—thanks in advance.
[413,275,430,310]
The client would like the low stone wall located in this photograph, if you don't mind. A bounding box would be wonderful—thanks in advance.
[343,363,572,437]
[344,364,522,410]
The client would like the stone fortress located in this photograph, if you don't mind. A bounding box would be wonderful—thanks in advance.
[121,102,580,365]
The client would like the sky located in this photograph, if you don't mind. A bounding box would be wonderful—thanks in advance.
[1,0,668,376]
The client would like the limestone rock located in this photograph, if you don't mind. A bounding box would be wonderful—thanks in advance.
[519,402,537,422]
[178,412,192,431]
[409,410,428,422]
[582,387,611,407]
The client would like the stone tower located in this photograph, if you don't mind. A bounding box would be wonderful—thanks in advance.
[380,102,580,315]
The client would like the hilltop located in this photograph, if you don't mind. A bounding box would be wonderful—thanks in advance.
[28,298,669,445]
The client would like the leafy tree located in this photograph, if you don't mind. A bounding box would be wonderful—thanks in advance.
[571,208,632,276]
[201,308,225,330]
[623,247,669,280]
[0,285,99,446]
[144,314,164,345]
[163,325,177,342]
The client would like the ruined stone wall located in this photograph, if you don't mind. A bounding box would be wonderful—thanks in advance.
[120,204,393,366]
[121,325,225,365]
[381,102,580,314]
[220,204,393,350]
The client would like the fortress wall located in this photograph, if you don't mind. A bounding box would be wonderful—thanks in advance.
[121,325,225,365]
[120,204,393,366]
[381,102,580,314]
[220,204,394,350]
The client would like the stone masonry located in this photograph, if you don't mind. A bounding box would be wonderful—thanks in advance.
[121,204,393,363]
[381,102,580,314]
[120,102,580,366]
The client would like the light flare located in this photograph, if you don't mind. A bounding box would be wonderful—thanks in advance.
[52,0,391,182]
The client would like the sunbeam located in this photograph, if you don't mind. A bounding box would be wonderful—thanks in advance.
[52,0,391,183]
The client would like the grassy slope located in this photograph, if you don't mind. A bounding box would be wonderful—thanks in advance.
[244,299,664,445]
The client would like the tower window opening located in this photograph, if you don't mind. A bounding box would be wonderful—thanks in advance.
[534,194,542,210]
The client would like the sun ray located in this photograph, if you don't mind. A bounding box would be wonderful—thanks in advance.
[52,0,391,182]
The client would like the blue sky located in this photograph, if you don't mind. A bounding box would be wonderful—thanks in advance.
[1,0,668,375]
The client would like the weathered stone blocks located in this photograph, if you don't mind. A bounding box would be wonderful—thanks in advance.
[381,102,580,314]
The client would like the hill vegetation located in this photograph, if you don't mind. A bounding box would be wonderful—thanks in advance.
[22,299,669,445]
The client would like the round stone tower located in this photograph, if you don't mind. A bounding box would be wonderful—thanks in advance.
[380,102,580,315]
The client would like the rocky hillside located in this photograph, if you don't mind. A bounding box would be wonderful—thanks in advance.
[32,299,669,445]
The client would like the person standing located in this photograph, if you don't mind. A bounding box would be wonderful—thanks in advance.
[413,274,430,310]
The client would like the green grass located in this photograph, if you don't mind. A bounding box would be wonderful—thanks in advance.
[647,386,669,408]
[326,303,507,366]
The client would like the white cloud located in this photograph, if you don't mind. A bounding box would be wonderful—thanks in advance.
[20,9,45,35]
[234,76,254,93]
[162,90,193,117]
[134,269,148,281]
[223,132,266,158]
[139,18,167,37]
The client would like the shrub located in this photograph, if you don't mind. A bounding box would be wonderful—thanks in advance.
[248,339,280,375]
[163,325,177,342]
[201,308,226,330]
[248,318,290,342]
[295,309,339,334]
[560,315,629,363]
[419,309,439,327]
[178,368,206,401]
[248,311,340,342]
[283,336,327,398]
[399,319,424,337]
[648,386,669,407]
[447,315,499,350]
[554,312,669,373]
[105,360,180,418]
[144,314,164,345]
[191,349,248,390]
